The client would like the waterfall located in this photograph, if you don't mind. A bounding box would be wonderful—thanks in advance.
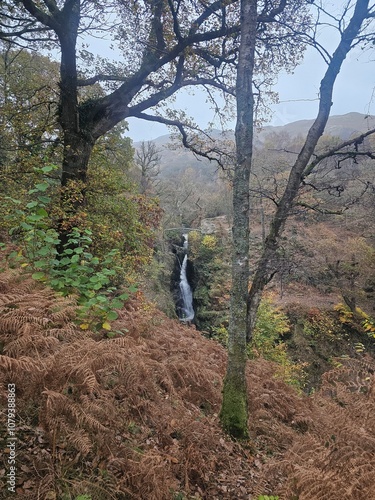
[178,235,195,322]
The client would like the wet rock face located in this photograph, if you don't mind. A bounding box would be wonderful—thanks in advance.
[200,215,230,235]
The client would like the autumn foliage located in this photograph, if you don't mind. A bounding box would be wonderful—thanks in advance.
[1,264,375,499]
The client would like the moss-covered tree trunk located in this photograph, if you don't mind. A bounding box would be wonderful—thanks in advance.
[220,0,257,439]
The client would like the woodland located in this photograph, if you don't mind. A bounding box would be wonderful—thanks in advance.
[1,0,375,499]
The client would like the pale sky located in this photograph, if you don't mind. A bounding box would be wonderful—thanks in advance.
[127,41,375,142]
[270,39,375,127]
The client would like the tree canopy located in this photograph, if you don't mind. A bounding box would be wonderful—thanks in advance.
[0,0,311,152]
[1,0,375,444]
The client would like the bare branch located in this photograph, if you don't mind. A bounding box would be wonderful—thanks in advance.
[303,127,375,178]
[77,74,128,86]
[130,111,234,169]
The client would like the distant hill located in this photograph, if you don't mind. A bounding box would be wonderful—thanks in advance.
[133,112,375,180]
[260,112,375,141]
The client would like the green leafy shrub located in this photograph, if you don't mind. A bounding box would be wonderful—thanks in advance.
[210,300,306,389]
[210,324,229,347]
[4,165,135,330]
[85,138,162,278]
[249,300,306,389]
[187,231,231,332]
[248,300,290,358]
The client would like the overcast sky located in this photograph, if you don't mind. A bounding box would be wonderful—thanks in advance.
[126,2,375,143]
[127,44,375,142]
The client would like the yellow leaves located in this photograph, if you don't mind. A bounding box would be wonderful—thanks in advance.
[202,234,217,249]
[363,318,375,334]
[355,342,366,353]
[184,230,199,256]
[334,303,354,324]
[81,321,112,332]
[335,303,375,336]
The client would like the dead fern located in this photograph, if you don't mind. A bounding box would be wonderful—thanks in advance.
[2,263,375,499]
[254,357,375,499]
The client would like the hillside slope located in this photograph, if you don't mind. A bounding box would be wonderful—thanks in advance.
[1,266,375,499]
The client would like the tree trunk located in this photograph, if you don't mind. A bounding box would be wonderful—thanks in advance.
[220,0,257,439]
[61,132,94,185]
[55,4,96,247]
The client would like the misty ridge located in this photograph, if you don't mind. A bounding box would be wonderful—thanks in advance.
[134,112,375,180]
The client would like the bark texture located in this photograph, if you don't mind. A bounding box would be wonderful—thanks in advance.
[220,0,257,439]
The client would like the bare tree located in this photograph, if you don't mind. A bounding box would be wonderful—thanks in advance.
[246,0,375,338]
[135,141,161,194]
[221,0,375,438]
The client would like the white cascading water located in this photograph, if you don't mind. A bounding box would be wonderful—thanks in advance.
[179,234,195,322]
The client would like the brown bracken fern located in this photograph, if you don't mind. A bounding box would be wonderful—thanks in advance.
[251,356,375,499]
[1,264,375,499]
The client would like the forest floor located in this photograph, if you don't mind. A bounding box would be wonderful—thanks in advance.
[1,266,375,499]
[270,282,340,310]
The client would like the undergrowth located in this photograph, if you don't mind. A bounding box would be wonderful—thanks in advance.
[211,299,306,389]
[1,265,375,499]
[2,165,136,330]
[334,302,375,338]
